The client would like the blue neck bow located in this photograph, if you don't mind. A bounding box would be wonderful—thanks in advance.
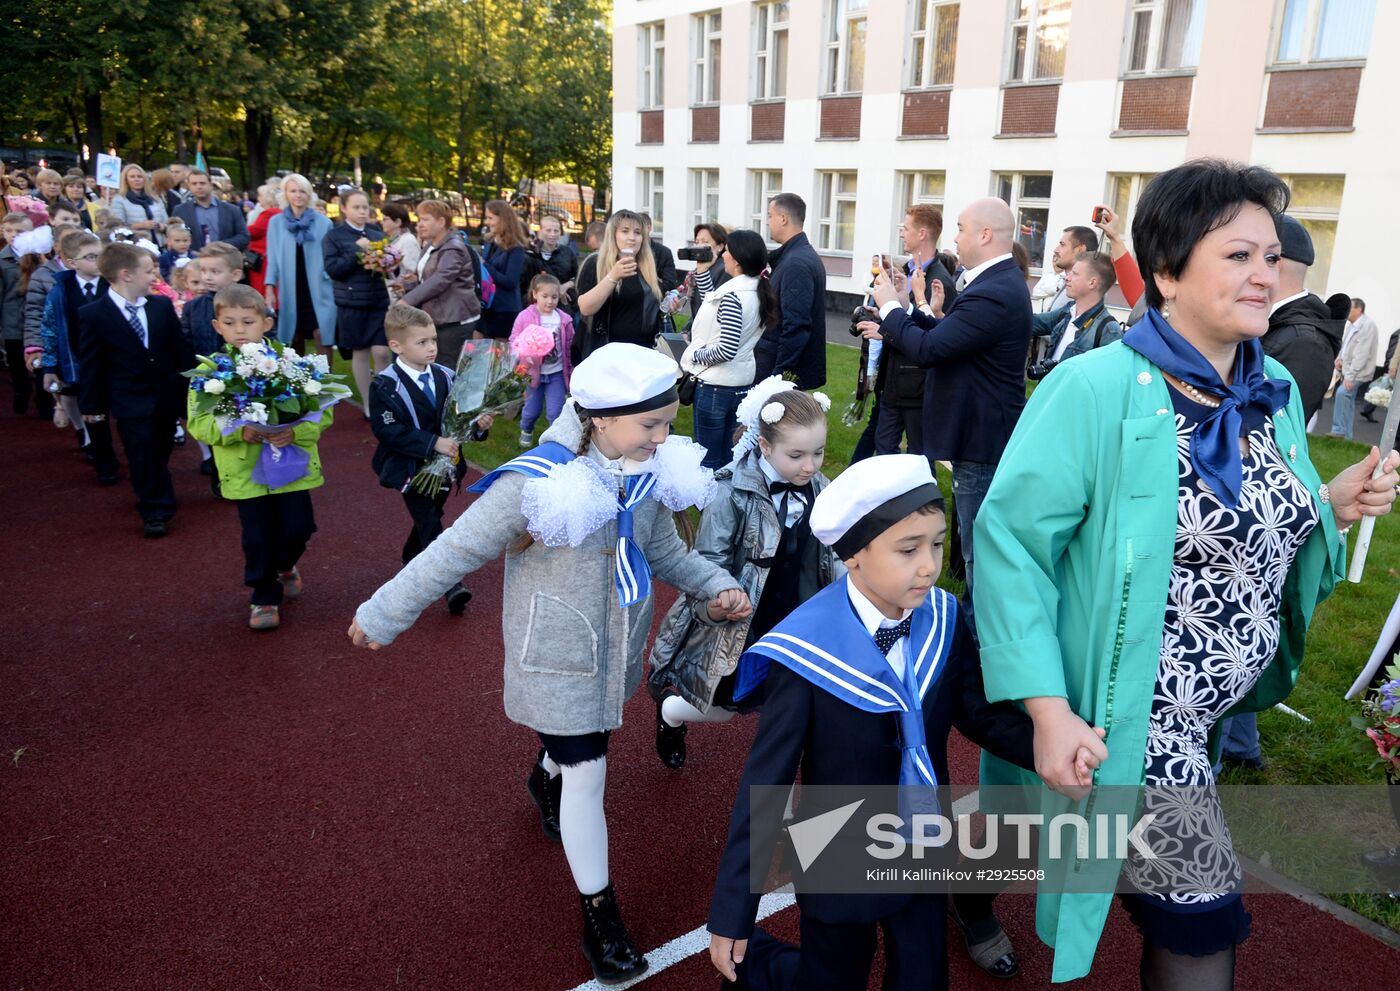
[1122,307,1291,507]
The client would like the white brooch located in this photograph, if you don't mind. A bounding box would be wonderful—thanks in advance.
[380,411,395,424]
[761,401,785,425]
[811,392,832,412]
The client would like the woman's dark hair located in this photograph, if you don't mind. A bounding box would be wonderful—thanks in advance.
[1132,159,1290,310]
[692,222,728,247]
[1010,241,1030,278]
[724,228,780,331]
[381,201,413,231]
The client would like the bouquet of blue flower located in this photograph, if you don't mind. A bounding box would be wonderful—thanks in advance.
[184,340,352,487]
[1353,658,1400,784]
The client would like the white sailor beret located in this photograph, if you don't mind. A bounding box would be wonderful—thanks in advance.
[571,342,680,416]
[811,454,945,558]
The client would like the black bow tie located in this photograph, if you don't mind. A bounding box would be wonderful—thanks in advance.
[769,480,813,497]
[873,617,912,656]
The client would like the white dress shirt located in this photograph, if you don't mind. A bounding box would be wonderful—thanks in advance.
[1270,289,1312,315]
[395,358,435,399]
[757,455,809,527]
[846,578,914,681]
[77,275,101,300]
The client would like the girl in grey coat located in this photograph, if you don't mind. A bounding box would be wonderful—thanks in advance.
[349,343,749,985]
[650,381,844,770]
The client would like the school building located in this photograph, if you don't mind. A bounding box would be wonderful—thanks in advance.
[611,0,1397,334]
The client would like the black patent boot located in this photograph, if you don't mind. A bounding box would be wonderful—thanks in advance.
[579,883,648,984]
[525,748,562,842]
[655,695,688,770]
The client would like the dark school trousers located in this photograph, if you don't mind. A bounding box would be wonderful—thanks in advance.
[114,413,177,523]
[736,894,946,991]
[236,490,317,605]
[401,489,449,564]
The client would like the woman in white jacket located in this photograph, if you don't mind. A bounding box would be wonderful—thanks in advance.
[108,164,169,244]
[681,228,777,469]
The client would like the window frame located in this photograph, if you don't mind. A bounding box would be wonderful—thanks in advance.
[892,171,947,256]
[690,168,721,230]
[822,0,869,96]
[639,22,667,110]
[1104,172,1159,252]
[816,170,859,255]
[1271,0,1376,66]
[1005,0,1073,84]
[906,0,960,90]
[993,171,1054,273]
[752,2,791,101]
[1279,173,1345,294]
[748,169,785,242]
[639,168,665,236]
[692,11,723,107]
[1121,0,1206,76]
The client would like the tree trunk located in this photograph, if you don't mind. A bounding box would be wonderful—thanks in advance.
[83,87,104,160]
[243,107,274,189]
[174,113,188,162]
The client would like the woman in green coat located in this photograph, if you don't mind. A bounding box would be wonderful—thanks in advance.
[973,160,1399,988]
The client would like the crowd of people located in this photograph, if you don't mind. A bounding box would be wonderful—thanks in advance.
[5,154,1400,991]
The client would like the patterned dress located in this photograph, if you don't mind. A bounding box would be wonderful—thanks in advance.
[1125,389,1318,914]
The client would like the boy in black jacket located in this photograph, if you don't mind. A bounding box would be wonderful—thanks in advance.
[369,304,489,613]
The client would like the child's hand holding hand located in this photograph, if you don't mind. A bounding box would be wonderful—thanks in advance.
[434,436,460,458]
[267,427,296,449]
[347,619,383,651]
[241,426,266,444]
[706,588,753,622]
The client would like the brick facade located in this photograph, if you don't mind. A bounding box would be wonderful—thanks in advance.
[1261,68,1362,130]
[819,96,862,140]
[691,106,719,143]
[639,110,664,145]
[1117,75,1193,132]
[750,101,786,142]
[901,90,951,138]
[999,84,1059,136]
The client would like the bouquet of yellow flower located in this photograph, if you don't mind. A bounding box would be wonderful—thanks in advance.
[357,237,401,276]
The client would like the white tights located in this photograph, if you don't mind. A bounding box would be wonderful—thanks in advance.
[554,755,609,896]
[661,695,735,727]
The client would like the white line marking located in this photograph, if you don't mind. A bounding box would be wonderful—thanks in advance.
[561,792,981,990]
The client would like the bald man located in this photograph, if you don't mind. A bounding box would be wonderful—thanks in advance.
[864,197,1032,609]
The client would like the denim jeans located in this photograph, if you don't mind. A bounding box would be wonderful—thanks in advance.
[1219,713,1261,760]
[693,381,750,470]
[521,371,567,434]
[1331,380,1360,439]
[950,460,999,631]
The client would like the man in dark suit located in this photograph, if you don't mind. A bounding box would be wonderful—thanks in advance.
[755,193,827,389]
[171,170,250,251]
[864,198,1031,609]
[78,242,196,537]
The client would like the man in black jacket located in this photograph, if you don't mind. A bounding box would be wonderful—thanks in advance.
[756,193,827,389]
[1261,216,1342,425]
[865,198,1030,610]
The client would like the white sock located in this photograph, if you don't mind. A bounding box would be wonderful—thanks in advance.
[60,396,87,444]
[662,694,736,726]
[558,756,609,895]
[541,752,561,778]
[198,440,212,459]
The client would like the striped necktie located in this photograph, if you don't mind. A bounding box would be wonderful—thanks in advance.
[124,303,148,347]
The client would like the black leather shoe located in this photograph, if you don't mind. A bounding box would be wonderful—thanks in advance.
[579,884,648,985]
[525,749,562,843]
[655,695,687,770]
[445,583,472,615]
[1361,411,1377,423]
[143,520,169,539]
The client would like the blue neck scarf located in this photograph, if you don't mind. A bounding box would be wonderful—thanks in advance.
[613,473,658,608]
[1122,307,1290,507]
[282,206,315,244]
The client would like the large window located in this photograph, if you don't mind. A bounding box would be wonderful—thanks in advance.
[753,2,790,100]
[690,169,721,229]
[639,169,665,235]
[893,171,946,255]
[1007,0,1072,82]
[823,0,869,95]
[995,172,1053,270]
[1106,172,1160,250]
[1275,0,1376,62]
[1281,174,1344,294]
[817,171,859,253]
[640,22,666,109]
[907,1,960,88]
[1124,0,1206,73]
[693,12,722,105]
[749,169,784,241]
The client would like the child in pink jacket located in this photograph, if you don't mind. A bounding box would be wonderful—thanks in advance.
[510,272,575,447]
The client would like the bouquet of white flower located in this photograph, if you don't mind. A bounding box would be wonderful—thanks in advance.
[1364,376,1392,409]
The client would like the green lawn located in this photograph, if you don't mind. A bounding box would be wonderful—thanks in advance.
[346,342,1400,926]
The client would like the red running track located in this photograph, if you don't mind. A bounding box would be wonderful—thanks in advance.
[2,398,1397,990]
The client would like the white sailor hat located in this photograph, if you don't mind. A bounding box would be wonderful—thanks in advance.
[811,454,945,559]
[571,342,680,417]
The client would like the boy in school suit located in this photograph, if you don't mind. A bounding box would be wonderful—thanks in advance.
[707,455,1039,991]
[78,241,196,537]
[182,241,247,485]
[369,304,490,614]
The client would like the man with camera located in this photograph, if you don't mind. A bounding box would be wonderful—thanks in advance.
[1027,253,1122,380]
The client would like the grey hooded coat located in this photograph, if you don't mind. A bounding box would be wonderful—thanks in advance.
[353,402,739,736]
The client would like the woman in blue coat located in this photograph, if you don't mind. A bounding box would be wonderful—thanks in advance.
[477,199,526,340]
[263,173,337,354]
[974,160,1399,987]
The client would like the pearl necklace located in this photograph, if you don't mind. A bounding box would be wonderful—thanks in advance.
[1167,374,1223,409]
